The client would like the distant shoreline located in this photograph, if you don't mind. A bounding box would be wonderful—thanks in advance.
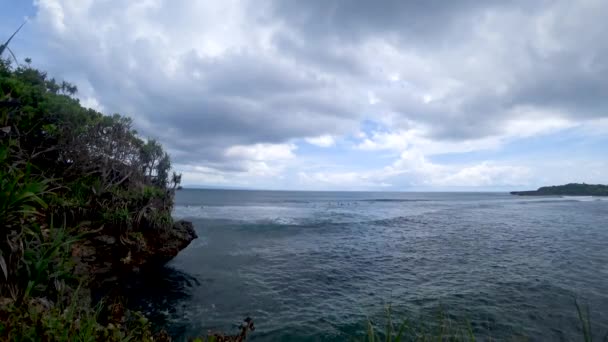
[511,183,608,196]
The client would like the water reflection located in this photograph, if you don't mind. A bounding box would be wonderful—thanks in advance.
[123,265,199,337]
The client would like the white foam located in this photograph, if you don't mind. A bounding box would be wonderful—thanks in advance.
[172,204,310,222]
[562,196,608,202]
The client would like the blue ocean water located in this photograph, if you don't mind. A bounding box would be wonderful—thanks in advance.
[127,190,608,341]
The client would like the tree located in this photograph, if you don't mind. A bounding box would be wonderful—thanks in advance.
[170,171,182,191]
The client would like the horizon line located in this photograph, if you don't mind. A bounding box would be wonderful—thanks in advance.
[179,187,523,193]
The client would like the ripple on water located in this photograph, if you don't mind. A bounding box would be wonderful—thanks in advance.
[131,191,608,341]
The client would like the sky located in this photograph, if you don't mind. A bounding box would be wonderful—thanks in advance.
[2,0,607,191]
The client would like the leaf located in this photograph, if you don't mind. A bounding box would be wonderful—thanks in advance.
[0,254,7,280]
[394,320,409,342]
[367,321,375,342]
[385,305,392,342]
[576,298,592,342]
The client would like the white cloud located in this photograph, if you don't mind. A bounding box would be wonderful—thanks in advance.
[225,143,296,161]
[501,107,576,137]
[79,96,104,112]
[435,162,530,187]
[297,171,391,190]
[357,131,410,151]
[34,0,67,33]
[305,135,335,147]
[298,149,531,190]
[178,165,230,185]
[356,108,579,158]
[223,143,296,177]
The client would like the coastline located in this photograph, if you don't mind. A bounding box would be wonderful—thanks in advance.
[510,183,608,196]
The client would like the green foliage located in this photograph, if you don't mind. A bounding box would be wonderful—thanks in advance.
[21,223,80,299]
[141,139,171,187]
[0,288,156,342]
[147,209,173,230]
[191,337,218,342]
[360,303,608,342]
[102,207,132,228]
[142,185,165,201]
[1,55,182,231]
[0,144,49,231]
[0,298,99,341]
[575,299,608,342]
[363,306,477,342]
[577,299,593,342]
[0,143,57,298]
[189,318,255,342]
[0,56,182,340]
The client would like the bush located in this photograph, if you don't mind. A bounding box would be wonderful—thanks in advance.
[0,56,182,340]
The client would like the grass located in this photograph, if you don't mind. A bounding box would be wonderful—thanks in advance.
[1,285,98,341]
[0,137,160,341]
[363,306,476,342]
[0,287,158,342]
[360,300,608,342]
[575,298,608,342]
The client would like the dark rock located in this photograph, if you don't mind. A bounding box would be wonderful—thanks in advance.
[72,220,197,288]
[154,329,172,342]
[95,235,116,245]
[144,220,198,265]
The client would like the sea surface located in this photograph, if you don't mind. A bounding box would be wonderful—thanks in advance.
[126,190,608,341]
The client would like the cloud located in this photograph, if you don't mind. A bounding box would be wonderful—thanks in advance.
[225,143,296,161]
[298,171,390,189]
[434,163,530,187]
[298,149,531,190]
[356,108,578,156]
[19,0,608,188]
[305,135,335,147]
[30,0,365,169]
[177,143,296,187]
[385,151,531,187]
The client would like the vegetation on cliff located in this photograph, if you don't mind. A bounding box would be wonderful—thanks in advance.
[0,55,197,341]
[510,183,608,196]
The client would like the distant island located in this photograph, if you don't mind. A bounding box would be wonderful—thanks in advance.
[510,183,608,196]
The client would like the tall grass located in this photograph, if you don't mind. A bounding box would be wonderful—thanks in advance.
[575,299,608,342]
[364,306,476,342]
[362,301,607,342]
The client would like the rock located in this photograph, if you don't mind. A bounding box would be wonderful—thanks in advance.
[0,297,14,308]
[145,220,197,265]
[154,329,172,342]
[28,297,53,314]
[72,220,197,287]
[95,235,116,245]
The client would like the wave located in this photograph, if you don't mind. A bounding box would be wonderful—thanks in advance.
[513,196,608,204]
[173,204,304,220]
[359,198,431,203]
[561,196,608,202]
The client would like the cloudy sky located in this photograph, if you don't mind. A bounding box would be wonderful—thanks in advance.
[3,0,607,190]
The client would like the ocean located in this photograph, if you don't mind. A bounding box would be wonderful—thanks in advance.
[126,190,608,341]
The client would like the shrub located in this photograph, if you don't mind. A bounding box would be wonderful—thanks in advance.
[0,54,183,340]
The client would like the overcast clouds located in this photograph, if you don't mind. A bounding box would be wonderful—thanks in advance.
[3,0,608,190]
